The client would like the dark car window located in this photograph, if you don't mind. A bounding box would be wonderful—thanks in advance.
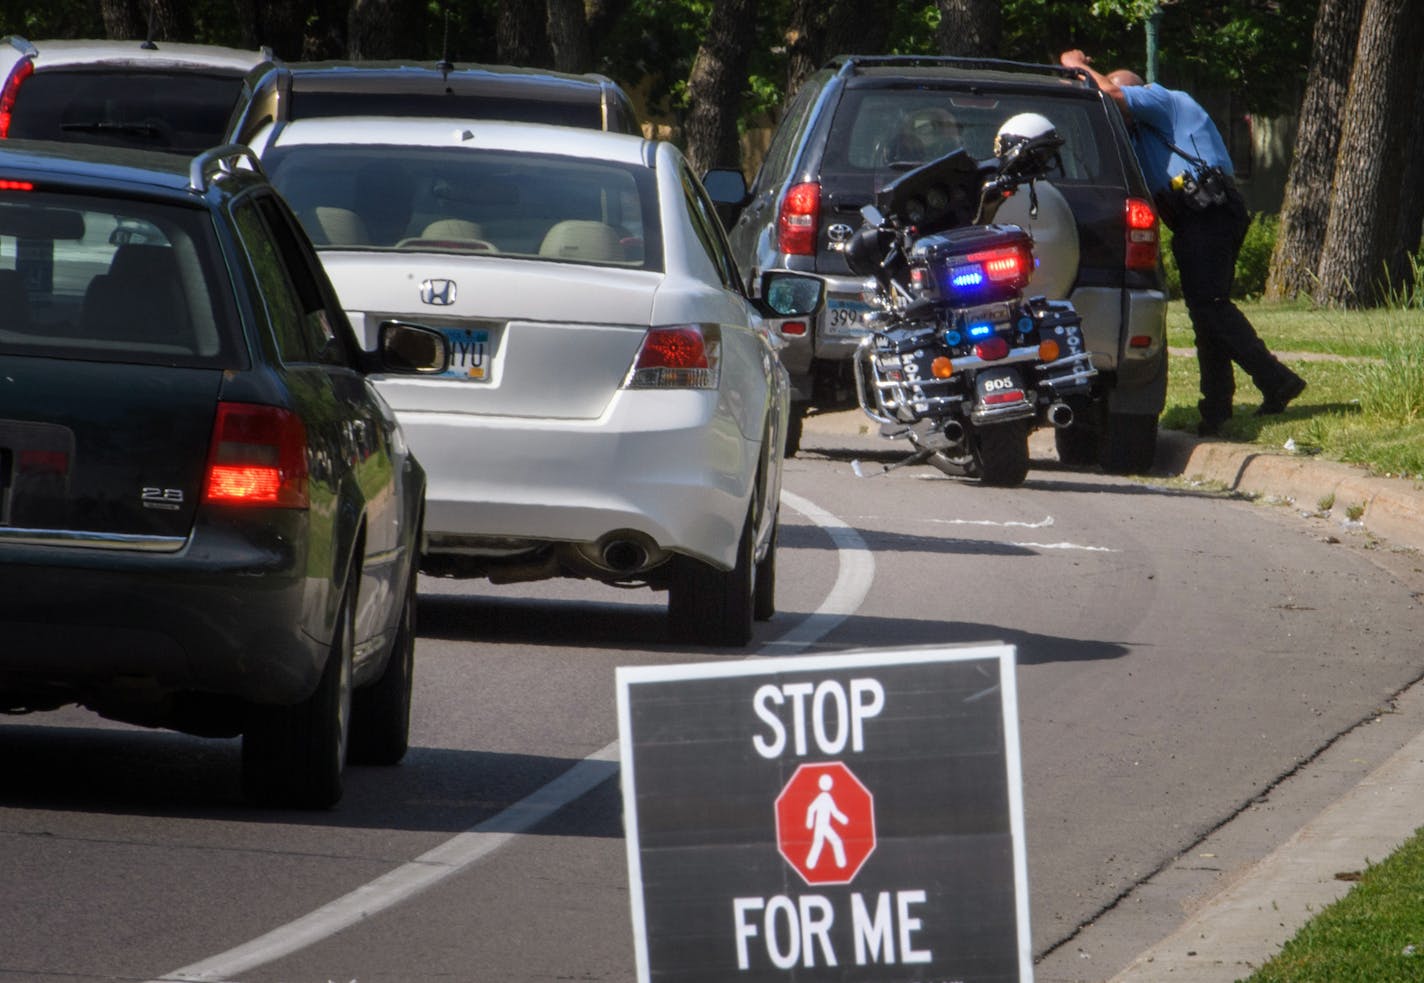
[9,70,244,154]
[232,196,312,364]
[681,166,741,291]
[264,144,663,270]
[823,87,1119,189]
[0,189,235,366]
[754,80,820,195]
[253,193,353,368]
[291,90,604,130]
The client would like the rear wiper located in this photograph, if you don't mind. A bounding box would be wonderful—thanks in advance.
[59,120,164,137]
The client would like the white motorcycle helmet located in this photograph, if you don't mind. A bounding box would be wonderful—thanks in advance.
[994,112,1060,160]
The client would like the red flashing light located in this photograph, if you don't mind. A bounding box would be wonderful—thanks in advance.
[1125,197,1159,270]
[777,182,820,256]
[0,179,33,191]
[0,57,33,139]
[203,402,309,508]
[974,336,1010,361]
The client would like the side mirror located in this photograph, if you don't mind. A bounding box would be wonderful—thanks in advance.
[759,271,824,317]
[376,321,447,374]
[702,168,749,207]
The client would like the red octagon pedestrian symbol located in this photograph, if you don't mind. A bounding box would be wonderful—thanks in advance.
[774,761,876,886]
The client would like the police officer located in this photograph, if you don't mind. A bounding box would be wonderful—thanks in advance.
[1059,49,1305,436]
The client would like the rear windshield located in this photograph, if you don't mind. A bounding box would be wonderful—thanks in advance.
[0,190,237,367]
[823,86,1124,191]
[9,69,244,155]
[263,144,663,271]
[291,90,605,130]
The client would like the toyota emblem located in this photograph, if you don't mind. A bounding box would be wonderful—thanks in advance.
[826,223,855,243]
[420,278,458,306]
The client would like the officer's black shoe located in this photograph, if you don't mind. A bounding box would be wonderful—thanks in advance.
[1257,376,1307,416]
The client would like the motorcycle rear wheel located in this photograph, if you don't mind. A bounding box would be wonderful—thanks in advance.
[973,420,1031,487]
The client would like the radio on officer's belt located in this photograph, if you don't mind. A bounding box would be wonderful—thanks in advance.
[1171,165,1229,210]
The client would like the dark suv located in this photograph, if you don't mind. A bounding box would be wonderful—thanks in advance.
[226,59,642,145]
[0,139,445,807]
[707,55,1167,472]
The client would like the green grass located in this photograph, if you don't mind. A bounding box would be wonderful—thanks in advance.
[1246,827,1424,982]
[1163,301,1424,478]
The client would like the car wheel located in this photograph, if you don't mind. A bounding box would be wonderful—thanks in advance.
[973,420,1031,487]
[783,404,806,458]
[754,509,778,622]
[668,506,755,648]
[1101,412,1159,475]
[1053,418,1100,467]
[242,587,353,809]
[349,569,416,766]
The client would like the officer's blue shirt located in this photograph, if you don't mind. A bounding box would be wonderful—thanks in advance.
[1119,84,1233,198]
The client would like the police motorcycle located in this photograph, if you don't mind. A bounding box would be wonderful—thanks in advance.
[848,113,1096,487]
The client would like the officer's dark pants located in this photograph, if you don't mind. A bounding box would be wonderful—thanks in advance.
[1170,188,1299,427]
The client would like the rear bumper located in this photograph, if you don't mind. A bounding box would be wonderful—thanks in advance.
[399,389,757,571]
[0,511,328,709]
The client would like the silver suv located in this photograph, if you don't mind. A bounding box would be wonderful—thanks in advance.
[706,55,1168,473]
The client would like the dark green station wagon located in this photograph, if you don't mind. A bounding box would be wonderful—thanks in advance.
[0,140,445,808]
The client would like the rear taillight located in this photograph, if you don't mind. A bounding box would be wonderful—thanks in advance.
[777,182,820,256]
[623,324,721,389]
[0,57,34,139]
[203,402,309,508]
[1125,197,1159,270]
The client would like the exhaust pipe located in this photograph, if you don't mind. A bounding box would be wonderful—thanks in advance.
[601,539,649,573]
[1047,402,1074,429]
[941,419,966,444]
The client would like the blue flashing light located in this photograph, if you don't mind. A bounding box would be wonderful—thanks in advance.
[1017,316,1034,332]
[967,321,994,339]
[948,264,985,290]
[943,330,962,346]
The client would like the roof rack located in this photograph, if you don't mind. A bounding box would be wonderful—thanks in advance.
[826,54,1088,85]
[189,144,264,193]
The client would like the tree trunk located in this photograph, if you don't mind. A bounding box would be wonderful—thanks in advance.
[497,0,553,68]
[101,0,190,42]
[685,0,758,174]
[785,0,894,98]
[1315,0,1424,306]
[1264,0,1365,301]
[547,0,592,74]
[349,0,395,59]
[1388,54,1424,283]
[935,0,1000,57]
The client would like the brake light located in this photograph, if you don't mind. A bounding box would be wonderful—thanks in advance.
[777,182,820,256]
[1125,197,1159,270]
[0,179,32,190]
[624,324,721,389]
[203,402,309,508]
[0,57,33,139]
[974,336,1010,361]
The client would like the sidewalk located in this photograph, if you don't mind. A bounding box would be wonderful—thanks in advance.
[800,409,1424,981]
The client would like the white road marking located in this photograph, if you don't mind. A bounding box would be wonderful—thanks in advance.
[929,515,1055,529]
[1011,541,1118,552]
[147,489,874,983]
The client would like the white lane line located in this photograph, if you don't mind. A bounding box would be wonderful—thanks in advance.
[148,488,874,983]
[929,515,1055,529]
[1011,541,1118,552]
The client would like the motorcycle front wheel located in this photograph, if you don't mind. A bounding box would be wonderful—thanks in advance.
[972,419,1031,487]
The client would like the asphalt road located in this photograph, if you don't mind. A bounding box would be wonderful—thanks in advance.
[2,430,1421,983]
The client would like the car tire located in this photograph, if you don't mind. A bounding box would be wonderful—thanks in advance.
[242,587,353,809]
[349,569,415,766]
[754,509,778,621]
[668,507,755,647]
[1053,418,1100,467]
[974,420,1031,487]
[1101,412,1159,475]
[784,405,806,458]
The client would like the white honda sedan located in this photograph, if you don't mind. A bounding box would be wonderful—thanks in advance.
[250,118,821,646]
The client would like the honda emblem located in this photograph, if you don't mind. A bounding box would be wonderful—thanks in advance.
[420,278,458,306]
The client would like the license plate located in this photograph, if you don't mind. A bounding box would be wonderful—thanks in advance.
[824,297,872,337]
[438,327,493,381]
[975,367,1027,405]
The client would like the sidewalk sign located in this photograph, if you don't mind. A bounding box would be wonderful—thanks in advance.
[616,643,1032,982]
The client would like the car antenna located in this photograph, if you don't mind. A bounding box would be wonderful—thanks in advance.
[436,7,454,84]
[141,2,158,50]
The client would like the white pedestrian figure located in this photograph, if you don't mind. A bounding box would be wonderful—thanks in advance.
[804,773,849,869]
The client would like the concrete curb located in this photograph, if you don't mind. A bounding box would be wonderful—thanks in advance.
[802,409,1424,556]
